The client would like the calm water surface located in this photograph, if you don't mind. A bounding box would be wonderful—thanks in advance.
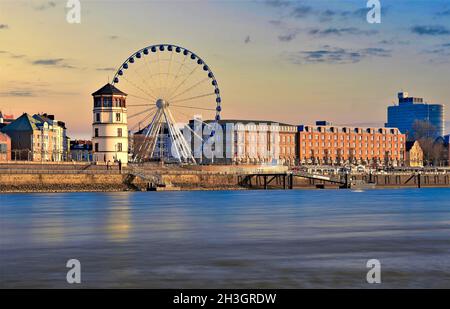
[1,189,450,288]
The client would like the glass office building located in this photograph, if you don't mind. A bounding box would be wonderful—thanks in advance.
[385,92,445,139]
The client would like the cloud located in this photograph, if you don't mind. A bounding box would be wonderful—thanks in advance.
[278,32,297,42]
[32,58,76,69]
[264,0,291,8]
[346,8,368,19]
[291,5,313,18]
[268,19,283,27]
[308,27,378,36]
[436,9,450,16]
[244,35,251,44]
[283,46,391,65]
[96,67,116,72]
[0,83,77,97]
[318,9,337,22]
[33,58,64,65]
[411,25,450,36]
[422,42,450,59]
[0,89,34,97]
[362,47,391,57]
[34,1,56,11]
[0,24,8,29]
[378,39,410,46]
[0,50,25,59]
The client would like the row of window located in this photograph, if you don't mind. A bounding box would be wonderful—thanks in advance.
[235,134,296,143]
[302,142,404,148]
[95,113,123,122]
[94,128,123,137]
[94,143,123,152]
[234,146,296,155]
[94,97,126,108]
[302,134,403,142]
[301,149,403,156]
[302,127,399,134]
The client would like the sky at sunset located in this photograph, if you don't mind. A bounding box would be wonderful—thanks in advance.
[1,0,450,139]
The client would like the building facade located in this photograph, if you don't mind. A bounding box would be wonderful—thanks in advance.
[385,92,445,139]
[1,113,55,161]
[70,140,93,162]
[0,132,11,161]
[33,114,69,161]
[405,141,424,167]
[1,113,69,162]
[298,121,406,167]
[188,119,297,165]
[92,83,129,165]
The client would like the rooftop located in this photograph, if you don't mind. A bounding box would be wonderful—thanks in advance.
[1,113,40,132]
[92,83,127,96]
[199,119,296,127]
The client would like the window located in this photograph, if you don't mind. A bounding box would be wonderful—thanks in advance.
[94,143,99,152]
[94,97,102,108]
[95,128,99,137]
[96,113,100,122]
[116,113,121,122]
[118,128,123,137]
[117,143,123,152]
[103,97,112,107]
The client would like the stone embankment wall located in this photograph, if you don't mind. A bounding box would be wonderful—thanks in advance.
[0,172,242,192]
[0,161,449,192]
[0,173,128,192]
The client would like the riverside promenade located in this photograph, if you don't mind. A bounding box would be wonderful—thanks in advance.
[0,162,449,192]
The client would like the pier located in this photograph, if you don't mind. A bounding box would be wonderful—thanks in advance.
[238,171,348,190]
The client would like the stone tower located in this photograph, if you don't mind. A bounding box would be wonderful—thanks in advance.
[92,83,128,165]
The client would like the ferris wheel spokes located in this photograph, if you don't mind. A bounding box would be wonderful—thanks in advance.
[113,44,222,164]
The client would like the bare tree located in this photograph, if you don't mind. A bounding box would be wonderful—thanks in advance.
[412,120,446,166]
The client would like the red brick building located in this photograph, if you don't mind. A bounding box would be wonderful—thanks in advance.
[0,132,11,161]
[298,122,406,167]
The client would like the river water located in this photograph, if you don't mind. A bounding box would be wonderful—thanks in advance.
[1,188,450,288]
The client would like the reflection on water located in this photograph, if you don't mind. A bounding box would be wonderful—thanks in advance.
[105,194,131,242]
[1,188,450,288]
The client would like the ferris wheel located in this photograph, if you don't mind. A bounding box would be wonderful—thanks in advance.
[112,44,222,164]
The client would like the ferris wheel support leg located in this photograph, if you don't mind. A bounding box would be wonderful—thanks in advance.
[166,108,196,164]
[147,120,163,160]
[133,109,159,162]
[134,109,163,162]
[162,110,184,163]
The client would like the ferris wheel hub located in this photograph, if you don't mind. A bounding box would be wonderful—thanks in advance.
[156,98,169,109]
